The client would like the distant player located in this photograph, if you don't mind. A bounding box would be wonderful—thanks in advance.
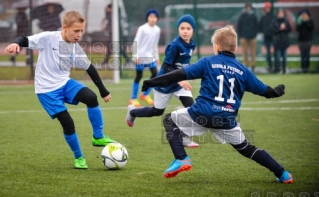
[129,9,161,107]
[126,14,199,148]
[5,11,115,169]
[141,25,293,183]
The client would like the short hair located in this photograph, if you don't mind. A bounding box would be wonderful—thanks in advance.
[211,25,237,52]
[107,4,112,9]
[63,11,85,27]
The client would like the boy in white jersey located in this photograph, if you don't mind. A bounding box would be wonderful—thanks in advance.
[129,9,160,107]
[5,11,115,169]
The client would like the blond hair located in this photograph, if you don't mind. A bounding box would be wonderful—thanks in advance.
[63,11,85,27]
[211,25,237,52]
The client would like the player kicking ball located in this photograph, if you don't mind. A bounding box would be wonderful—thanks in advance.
[5,11,115,169]
[129,9,161,107]
[141,25,293,183]
[126,14,199,148]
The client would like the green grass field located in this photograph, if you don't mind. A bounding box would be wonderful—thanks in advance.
[0,75,319,197]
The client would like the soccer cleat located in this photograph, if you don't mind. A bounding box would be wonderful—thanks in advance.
[140,94,154,105]
[277,171,293,184]
[129,99,142,107]
[163,156,192,178]
[92,136,115,147]
[126,104,136,127]
[74,156,88,169]
[182,136,199,148]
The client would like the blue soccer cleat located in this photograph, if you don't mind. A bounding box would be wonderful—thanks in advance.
[163,156,192,178]
[277,170,293,184]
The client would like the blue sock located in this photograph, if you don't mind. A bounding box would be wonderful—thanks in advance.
[142,87,152,96]
[87,106,104,139]
[131,82,139,99]
[64,133,83,158]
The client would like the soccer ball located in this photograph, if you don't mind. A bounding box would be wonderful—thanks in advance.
[101,142,128,170]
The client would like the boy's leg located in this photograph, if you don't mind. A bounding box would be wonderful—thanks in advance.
[218,124,293,183]
[163,108,207,178]
[130,67,144,107]
[126,89,170,127]
[231,139,293,183]
[174,89,198,148]
[56,111,87,169]
[73,87,115,146]
[140,64,158,105]
[37,88,87,169]
[163,113,192,178]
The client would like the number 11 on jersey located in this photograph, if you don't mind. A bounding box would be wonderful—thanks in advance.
[214,75,236,104]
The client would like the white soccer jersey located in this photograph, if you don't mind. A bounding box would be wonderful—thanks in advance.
[133,23,160,64]
[27,31,90,94]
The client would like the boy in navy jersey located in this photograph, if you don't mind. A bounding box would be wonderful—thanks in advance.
[126,14,198,148]
[141,25,293,183]
[5,11,115,169]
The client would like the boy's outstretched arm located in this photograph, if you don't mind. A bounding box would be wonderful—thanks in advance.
[86,65,111,102]
[142,68,186,92]
[262,85,285,98]
[5,36,29,53]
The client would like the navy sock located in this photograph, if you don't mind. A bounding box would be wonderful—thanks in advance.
[130,107,153,117]
[64,133,83,158]
[164,114,187,159]
[251,149,284,178]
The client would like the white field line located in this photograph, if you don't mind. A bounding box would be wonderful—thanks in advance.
[0,105,319,115]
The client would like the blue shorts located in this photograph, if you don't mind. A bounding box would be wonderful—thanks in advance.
[37,79,86,119]
[136,61,156,71]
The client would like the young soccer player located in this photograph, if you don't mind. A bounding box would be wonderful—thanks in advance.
[141,25,293,183]
[126,14,199,148]
[5,11,115,169]
[129,9,161,107]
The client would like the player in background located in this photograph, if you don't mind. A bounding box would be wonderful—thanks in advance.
[129,9,160,107]
[126,14,199,148]
[141,25,293,183]
[5,11,115,169]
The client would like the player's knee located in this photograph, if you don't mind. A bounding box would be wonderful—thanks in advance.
[151,107,165,116]
[85,89,98,107]
[231,140,257,158]
[56,110,75,135]
[74,87,99,108]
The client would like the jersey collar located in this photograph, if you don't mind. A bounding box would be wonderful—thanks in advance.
[219,51,236,58]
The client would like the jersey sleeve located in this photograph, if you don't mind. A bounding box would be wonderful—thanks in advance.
[183,57,206,80]
[27,32,53,51]
[163,44,178,65]
[74,43,91,70]
[245,68,268,95]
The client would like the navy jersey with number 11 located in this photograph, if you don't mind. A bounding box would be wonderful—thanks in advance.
[183,52,267,129]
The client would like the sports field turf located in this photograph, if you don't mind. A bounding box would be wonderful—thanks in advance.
[0,74,318,197]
